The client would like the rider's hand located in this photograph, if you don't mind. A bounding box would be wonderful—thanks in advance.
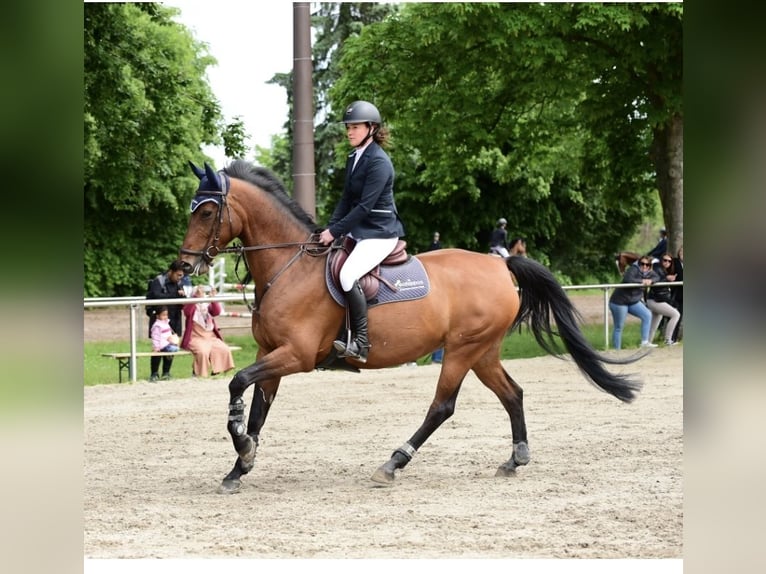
[319,229,335,245]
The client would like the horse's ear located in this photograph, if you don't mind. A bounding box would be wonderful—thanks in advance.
[203,162,221,190]
[189,161,205,180]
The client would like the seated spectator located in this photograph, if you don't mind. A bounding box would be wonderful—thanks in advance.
[181,286,235,377]
[671,245,683,341]
[609,257,658,350]
[149,306,180,381]
[646,253,681,346]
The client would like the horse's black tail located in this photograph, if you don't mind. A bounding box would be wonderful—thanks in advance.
[505,256,644,403]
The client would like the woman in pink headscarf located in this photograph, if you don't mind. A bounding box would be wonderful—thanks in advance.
[181,285,235,377]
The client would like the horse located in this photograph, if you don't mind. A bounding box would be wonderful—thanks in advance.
[615,251,641,274]
[179,160,644,494]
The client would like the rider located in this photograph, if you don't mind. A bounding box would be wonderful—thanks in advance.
[490,218,510,257]
[318,100,405,363]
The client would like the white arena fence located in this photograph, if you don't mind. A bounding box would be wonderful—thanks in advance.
[84,281,681,383]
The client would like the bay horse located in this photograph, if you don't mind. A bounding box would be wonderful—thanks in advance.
[179,161,643,494]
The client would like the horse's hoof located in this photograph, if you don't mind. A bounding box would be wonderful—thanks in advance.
[495,462,518,477]
[218,478,242,494]
[370,466,395,485]
[513,441,531,465]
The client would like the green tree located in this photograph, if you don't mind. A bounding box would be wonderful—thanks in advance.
[221,115,250,160]
[323,2,681,280]
[84,2,222,296]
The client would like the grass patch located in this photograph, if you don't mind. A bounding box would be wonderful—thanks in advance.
[85,334,259,386]
[85,325,648,386]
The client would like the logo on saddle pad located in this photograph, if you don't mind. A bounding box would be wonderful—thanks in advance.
[325,239,430,307]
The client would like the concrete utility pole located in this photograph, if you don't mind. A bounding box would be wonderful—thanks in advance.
[292,2,316,219]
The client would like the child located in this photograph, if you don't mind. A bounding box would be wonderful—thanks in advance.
[149,306,179,381]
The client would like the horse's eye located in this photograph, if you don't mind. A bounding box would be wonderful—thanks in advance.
[199,208,214,220]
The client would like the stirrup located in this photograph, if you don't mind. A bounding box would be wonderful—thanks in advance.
[333,337,368,363]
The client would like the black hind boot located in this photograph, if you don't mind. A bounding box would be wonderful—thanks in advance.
[333,280,370,362]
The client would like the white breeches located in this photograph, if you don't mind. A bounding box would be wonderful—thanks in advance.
[339,236,399,292]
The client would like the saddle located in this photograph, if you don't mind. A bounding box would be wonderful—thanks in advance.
[329,236,409,301]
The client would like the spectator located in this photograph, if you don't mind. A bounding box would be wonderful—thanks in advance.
[149,307,180,381]
[609,257,658,349]
[508,237,527,257]
[647,227,668,259]
[671,245,683,342]
[426,232,444,363]
[427,231,442,252]
[318,100,405,363]
[490,218,509,257]
[146,260,186,333]
[646,253,681,346]
[181,285,235,377]
[146,260,187,380]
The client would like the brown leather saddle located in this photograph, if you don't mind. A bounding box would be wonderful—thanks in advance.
[328,236,409,301]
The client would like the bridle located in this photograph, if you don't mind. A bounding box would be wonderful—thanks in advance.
[179,172,330,311]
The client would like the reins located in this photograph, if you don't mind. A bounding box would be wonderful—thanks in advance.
[216,234,332,313]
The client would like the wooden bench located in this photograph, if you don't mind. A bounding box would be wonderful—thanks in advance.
[102,347,242,383]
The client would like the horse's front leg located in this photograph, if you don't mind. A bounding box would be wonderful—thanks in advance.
[219,366,281,494]
[218,346,308,494]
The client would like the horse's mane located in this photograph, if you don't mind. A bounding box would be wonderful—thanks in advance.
[224,160,316,229]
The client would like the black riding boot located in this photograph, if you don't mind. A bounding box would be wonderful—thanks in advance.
[333,280,370,362]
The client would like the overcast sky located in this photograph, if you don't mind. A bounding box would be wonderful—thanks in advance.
[164,0,295,166]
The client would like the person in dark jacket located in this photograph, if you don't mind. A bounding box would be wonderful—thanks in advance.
[489,218,509,257]
[427,231,442,252]
[671,245,683,341]
[318,100,405,363]
[647,227,668,259]
[646,253,681,346]
[609,257,658,349]
[146,260,187,380]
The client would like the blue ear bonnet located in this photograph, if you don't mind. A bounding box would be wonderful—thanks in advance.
[189,161,229,212]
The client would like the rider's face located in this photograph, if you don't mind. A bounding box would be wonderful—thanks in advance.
[346,122,371,148]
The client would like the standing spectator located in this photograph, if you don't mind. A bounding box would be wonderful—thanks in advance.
[508,237,527,257]
[149,307,180,381]
[427,231,442,252]
[426,232,444,364]
[646,253,681,346]
[146,260,187,380]
[647,227,668,259]
[317,100,405,363]
[490,218,509,257]
[609,257,658,349]
[182,285,235,377]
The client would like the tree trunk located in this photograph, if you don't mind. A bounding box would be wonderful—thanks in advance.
[651,113,684,256]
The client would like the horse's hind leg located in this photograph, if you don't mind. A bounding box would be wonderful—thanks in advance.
[219,365,281,494]
[472,360,530,476]
[371,363,468,485]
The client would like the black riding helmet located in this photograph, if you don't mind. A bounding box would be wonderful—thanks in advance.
[342,100,382,125]
[342,101,381,148]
